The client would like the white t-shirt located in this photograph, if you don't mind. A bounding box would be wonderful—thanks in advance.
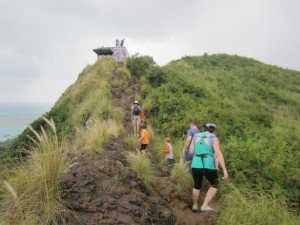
[166,143,174,159]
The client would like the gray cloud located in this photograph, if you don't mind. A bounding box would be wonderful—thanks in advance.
[0,0,299,104]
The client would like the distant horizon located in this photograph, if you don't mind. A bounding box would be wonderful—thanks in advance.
[0,102,54,107]
[0,103,51,141]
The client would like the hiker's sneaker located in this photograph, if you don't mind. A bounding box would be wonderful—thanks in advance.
[192,205,199,213]
[200,206,215,212]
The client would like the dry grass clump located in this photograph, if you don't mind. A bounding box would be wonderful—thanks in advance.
[171,162,193,193]
[86,120,122,154]
[127,153,154,188]
[124,136,139,151]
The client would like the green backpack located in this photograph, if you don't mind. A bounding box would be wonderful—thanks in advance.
[133,105,140,115]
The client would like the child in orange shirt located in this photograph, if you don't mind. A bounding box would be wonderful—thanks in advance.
[162,137,174,167]
[138,123,149,154]
[140,108,145,124]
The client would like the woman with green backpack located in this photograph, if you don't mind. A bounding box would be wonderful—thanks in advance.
[189,123,228,212]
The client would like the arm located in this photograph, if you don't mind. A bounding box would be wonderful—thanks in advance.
[182,136,192,153]
[162,145,170,153]
[138,130,144,142]
[130,106,133,119]
[213,137,228,179]
[189,136,198,155]
[214,155,219,170]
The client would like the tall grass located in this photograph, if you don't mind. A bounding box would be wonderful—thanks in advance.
[218,182,299,225]
[124,136,139,151]
[171,163,193,193]
[86,119,122,154]
[0,118,68,225]
[127,153,154,188]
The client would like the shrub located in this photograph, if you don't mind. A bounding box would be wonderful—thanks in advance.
[117,67,131,79]
[126,53,155,78]
[145,66,166,88]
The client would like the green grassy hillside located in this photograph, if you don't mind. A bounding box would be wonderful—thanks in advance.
[1,53,299,224]
[133,53,300,224]
[4,58,122,158]
[0,58,128,224]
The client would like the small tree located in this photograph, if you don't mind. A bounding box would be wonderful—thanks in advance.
[146,66,166,88]
[126,53,155,78]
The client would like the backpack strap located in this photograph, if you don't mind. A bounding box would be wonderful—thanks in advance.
[207,133,216,147]
[196,133,216,147]
[192,133,200,142]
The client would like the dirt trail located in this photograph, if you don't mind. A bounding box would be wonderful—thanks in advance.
[61,67,216,224]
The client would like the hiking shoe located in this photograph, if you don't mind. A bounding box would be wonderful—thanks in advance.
[200,206,215,212]
[192,205,199,213]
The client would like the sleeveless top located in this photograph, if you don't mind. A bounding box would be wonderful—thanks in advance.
[191,132,216,170]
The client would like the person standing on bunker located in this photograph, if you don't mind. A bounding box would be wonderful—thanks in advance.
[120,39,125,47]
[131,100,141,137]
[115,39,120,47]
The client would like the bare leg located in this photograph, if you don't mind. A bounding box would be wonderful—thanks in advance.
[192,188,200,208]
[133,124,136,136]
[201,187,217,208]
[135,120,138,137]
[137,124,140,136]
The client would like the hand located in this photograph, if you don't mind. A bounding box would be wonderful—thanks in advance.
[222,170,228,180]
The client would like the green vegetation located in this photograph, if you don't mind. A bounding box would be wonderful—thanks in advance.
[1,53,299,224]
[218,182,299,225]
[0,58,125,224]
[171,163,193,192]
[86,119,122,154]
[127,153,154,188]
[124,136,139,151]
[127,53,300,224]
[0,118,68,224]
[7,58,121,157]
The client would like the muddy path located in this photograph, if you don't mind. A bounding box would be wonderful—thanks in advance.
[61,67,216,224]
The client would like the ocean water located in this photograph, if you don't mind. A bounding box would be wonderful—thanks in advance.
[0,103,51,141]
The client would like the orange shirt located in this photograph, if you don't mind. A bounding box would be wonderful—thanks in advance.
[162,144,170,153]
[140,112,145,120]
[141,129,149,144]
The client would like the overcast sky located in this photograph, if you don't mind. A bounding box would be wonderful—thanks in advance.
[0,0,299,105]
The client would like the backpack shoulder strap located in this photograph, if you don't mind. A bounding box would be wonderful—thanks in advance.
[192,132,202,142]
[208,133,216,147]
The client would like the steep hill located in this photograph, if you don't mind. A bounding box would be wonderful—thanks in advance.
[1,54,299,225]
[138,53,300,224]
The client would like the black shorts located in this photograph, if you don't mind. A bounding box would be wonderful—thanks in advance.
[140,144,148,151]
[192,168,219,190]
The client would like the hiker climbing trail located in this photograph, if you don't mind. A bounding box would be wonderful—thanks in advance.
[145,153,217,225]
